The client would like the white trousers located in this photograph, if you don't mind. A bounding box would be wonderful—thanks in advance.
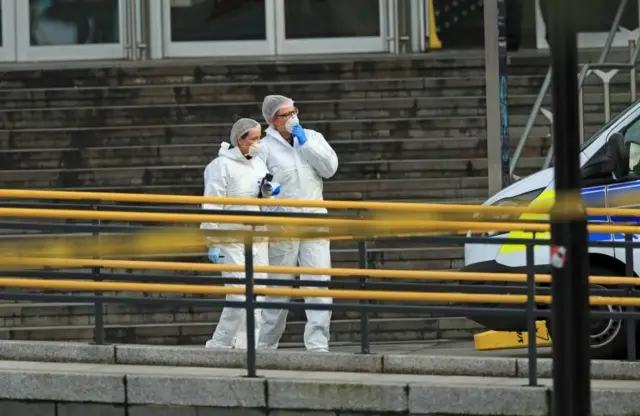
[205,240,267,349]
[257,237,332,351]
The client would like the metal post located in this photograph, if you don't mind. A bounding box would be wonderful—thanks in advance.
[92,203,105,345]
[548,0,591,413]
[484,0,510,195]
[525,243,538,387]
[358,241,370,354]
[625,233,636,360]
[629,40,637,102]
[244,238,257,378]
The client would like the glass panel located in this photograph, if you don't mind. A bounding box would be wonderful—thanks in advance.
[433,0,485,49]
[0,2,3,46]
[538,0,638,33]
[170,0,266,42]
[29,0,120,46]
[284,0,380,39]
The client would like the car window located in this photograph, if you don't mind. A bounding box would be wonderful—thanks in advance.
[581,100,640,151]
[623,115,640,142]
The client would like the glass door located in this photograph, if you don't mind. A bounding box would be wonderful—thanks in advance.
[275,0,387,55]
[535,0,639,49]
[162,0,276,57]
[15,0,127,62]
[0,0,16,61]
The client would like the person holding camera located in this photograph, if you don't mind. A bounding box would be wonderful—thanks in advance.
[201,118,281,350]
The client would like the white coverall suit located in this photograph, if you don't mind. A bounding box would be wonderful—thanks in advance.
[201,142,269,349]
[254,126,339,351]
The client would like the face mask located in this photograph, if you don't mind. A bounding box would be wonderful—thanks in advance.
[285,116,300,133]
[247,141,263,157]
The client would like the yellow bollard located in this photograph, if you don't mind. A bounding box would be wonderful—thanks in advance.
[474,320,552,351]
[427,0,443,49]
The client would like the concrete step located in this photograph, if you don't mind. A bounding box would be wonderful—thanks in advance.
[43,183,489,204]
[0,48,625,91]
[0,136,552,169]
[323,178,488,202]
[0,316,475,345]
[44,177,489,202]
[1,114,489,132]
[0,70,632,110]
[0,55,552,90]
[0,300,437,327]
[0,121,590,152]
[0,169,490,201]
[0,93,631,130]
[0,155,544,189]
[0,75,544,107]
[0,116,607,152]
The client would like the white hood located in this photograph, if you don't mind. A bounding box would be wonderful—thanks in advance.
[218,142,248,163]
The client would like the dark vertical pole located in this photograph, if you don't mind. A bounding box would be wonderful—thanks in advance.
[548,0,591,413]
[358,240,370,354]
[497,0,511,188]
[244,237,257,378]
[525,243,538,387]
[625,233,636,360]
[92,203,105,345]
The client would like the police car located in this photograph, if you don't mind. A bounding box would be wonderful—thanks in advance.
[463,100,640,359]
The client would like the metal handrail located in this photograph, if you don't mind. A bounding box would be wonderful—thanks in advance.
[509,0,633,177]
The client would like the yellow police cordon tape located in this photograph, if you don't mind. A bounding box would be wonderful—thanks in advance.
[1,188,637,354]
[1,218,640,265]
[474,320,552,351]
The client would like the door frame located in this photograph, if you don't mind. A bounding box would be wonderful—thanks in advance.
[15,0,128,62]
[606,180,640,273]
[274,0,387,55]
[0,0,16,62]
[535,0,640,49]
[159,0,276,58]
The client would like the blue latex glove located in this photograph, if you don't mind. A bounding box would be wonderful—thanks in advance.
[208,246,221,263]
[292,125,307,146]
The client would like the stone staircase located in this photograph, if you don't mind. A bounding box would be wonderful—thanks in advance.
[0,51,634,346]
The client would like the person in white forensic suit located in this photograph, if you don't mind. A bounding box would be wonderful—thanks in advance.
[253,95,339,352]
[202,118,280,349]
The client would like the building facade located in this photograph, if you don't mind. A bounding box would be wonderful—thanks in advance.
[0,0,636,64]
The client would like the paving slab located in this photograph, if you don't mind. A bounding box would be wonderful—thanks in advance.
[0,360,638,415]
[115,344,382,373]
[0,340,114,363]
[1,340,640,382]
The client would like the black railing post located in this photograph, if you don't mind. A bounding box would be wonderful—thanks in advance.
[525,242,538,386]
[91,202,105,345]
[548,0,591,412]
[244,236,257,378]
[625,233,636,360]
[358,240,370,354]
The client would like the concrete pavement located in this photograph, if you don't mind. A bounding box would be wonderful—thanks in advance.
[2,358,640,415]
[0,340,638,415]
[280,338,553,358]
